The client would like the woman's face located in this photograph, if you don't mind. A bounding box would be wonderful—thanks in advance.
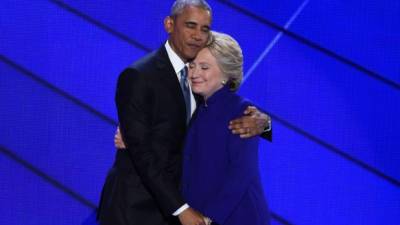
[188,48,225,99]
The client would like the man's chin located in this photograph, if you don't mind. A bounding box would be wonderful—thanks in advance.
[185,54,197,61]
[184,50,201,60]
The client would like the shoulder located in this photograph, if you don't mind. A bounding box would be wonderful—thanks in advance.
[229,92,253,116]
[129,50,158,71]
[117,67,144,88]
[128,46,169,73]
[118,48,161,83]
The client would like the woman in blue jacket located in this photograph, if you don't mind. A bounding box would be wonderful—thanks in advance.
[182,31,270,225]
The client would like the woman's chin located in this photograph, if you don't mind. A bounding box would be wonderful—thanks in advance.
[192,90,201,95]
[192,89,205,96]
[191,86,201,93]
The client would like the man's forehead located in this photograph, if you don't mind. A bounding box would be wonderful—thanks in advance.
[178,6,211,19]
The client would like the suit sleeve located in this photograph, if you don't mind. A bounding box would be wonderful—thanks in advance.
[260,123,272,142]
[203,112,260,223]
[253,103,272,142]
[115,68,185,216]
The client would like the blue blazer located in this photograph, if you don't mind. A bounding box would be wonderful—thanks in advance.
[182,85,270,225]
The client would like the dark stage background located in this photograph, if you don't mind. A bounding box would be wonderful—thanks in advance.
[1,1,399,224]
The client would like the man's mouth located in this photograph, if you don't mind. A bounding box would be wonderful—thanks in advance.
[187,43,200,49]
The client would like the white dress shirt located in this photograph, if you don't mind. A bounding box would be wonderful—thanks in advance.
[165,41,197,116]
[165,41,193,216]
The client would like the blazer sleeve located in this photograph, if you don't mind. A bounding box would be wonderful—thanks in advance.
[115,68,185,215]
[202,124,260,224]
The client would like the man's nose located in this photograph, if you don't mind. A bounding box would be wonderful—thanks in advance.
[192,29,203,41]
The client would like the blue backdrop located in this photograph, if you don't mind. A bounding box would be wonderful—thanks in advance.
[1,1,399,224]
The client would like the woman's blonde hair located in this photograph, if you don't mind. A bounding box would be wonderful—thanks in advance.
[206,31,243,91]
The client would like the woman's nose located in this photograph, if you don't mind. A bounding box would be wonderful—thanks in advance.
[189,67,197,78]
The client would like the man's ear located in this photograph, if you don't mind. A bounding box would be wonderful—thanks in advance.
[164,16,174,33]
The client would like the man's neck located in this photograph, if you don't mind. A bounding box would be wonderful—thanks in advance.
[165,41,186,74]
[166,40,187,62]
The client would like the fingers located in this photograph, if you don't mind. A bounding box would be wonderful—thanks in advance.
[229,117,256,132]
[243,105,257,115]
[229,115,264,138]
[229,116,255,129]
[203,217,212,225]
[240,129,254,138]
[239,127,257,138]
[229,123,257,138]
[114,126,126,149]
[178,208,207,225]
[114,137,125,149]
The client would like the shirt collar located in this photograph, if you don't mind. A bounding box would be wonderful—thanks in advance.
[165,41,186,74]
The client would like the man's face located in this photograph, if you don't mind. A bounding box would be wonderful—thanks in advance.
[164,6,211,61]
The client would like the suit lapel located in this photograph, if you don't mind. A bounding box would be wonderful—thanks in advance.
[155,47,187,122]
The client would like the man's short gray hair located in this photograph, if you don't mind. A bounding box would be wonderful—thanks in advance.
[207,31,243,91]
[171,0,212,17]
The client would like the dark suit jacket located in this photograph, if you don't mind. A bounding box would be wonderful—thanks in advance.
[97,46,187,225]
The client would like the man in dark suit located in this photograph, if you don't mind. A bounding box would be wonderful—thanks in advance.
[97,1,271,225]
